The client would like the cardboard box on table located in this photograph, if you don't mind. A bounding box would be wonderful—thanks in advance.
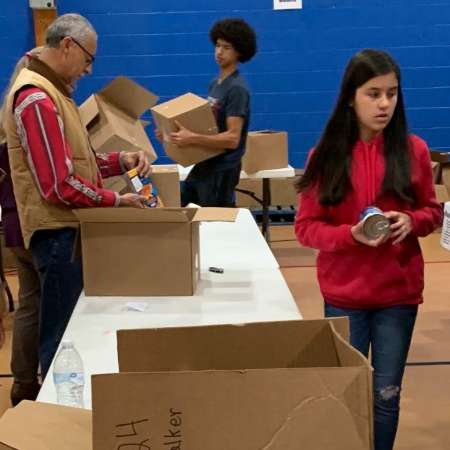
[73,207,237,296]
[242,130,289,174]
[0,318,373,450]
[92,318,373,450]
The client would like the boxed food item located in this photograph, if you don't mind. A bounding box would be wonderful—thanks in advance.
[125,168,162,208]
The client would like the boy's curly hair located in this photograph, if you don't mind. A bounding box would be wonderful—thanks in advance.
[209,18,257,63]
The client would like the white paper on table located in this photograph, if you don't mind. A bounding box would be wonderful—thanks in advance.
[274,0,302,10]
[124,302,149,312]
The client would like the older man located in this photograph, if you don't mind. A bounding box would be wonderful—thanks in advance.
[3,13,150,378]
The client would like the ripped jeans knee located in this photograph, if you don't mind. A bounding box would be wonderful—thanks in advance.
[375,385,401,415]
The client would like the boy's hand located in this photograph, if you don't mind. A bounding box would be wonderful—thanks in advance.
[170,121,197,146]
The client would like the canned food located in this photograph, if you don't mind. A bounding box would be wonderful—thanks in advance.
[360,206,391,240]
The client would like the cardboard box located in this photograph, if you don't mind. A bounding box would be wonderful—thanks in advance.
[0,401,92,450]
[102,175,130,195]
[151,93,223,167]
[434,184,450,203]
[430,151,450,200]
[90,318,373,450]
[73,207,237,296]
[431,161,440,182]
[0,319,371,450]
[242,130,289,174]
[79,76,158,162]
[151,164,181,207]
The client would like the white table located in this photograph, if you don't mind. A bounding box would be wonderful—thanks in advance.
[37,209,301,409]
[179,165,296,243]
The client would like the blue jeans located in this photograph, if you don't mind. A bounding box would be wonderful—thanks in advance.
[181,164,241,207]
[30,228,83,380]
[325,303,417,450]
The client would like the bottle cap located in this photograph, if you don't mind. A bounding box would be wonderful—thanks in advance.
[60,340,74,349]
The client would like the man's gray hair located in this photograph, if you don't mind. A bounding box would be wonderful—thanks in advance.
[46,13,96,47]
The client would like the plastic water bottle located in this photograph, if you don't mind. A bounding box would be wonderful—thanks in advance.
[53,340,85,408]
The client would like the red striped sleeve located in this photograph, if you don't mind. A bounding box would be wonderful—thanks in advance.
[96,152,125,178]
[14,87,119,208]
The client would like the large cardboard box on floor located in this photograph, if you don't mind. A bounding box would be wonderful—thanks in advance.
[151,92,223,167]
[73,207,237,296]
[90,318,373,450]
[0,401,92,450]
[79,76,158,162]
[243,130,289,174]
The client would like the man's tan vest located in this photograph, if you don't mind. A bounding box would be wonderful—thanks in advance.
[4,68,99,248]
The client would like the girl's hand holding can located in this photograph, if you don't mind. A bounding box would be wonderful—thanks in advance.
[351,219,390,247]
[385,211,413,244]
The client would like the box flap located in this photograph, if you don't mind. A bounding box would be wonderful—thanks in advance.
[151,92,207,119]
[99,76,159,118]
[78,95,100,128]
[192,207,238,222]
[0,401,92,450]
[117,319,367,373]
[73,207,190,223]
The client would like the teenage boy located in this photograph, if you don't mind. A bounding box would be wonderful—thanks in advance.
[167,18,257,207]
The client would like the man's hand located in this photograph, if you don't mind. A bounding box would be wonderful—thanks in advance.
[351,219,390,247]
[119,193,148,209]
[120,151,152,177]
[385,211,413,245]
[170,121,197,147]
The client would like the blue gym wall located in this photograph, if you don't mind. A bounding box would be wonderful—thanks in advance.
[2,1,450,167]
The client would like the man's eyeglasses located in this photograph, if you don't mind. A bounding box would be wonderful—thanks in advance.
[69,37,95,65]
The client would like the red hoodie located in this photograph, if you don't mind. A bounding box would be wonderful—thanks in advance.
[295,134,443,309]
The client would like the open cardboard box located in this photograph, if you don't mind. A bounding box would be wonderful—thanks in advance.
[0,318,373,450]
[151,93,223,167]
[79,76,158,162]
[73,207,238,296]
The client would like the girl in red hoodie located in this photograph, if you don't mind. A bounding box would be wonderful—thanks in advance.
[295,49,442,450]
